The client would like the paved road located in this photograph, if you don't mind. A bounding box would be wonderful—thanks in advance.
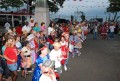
[17,34,120,81]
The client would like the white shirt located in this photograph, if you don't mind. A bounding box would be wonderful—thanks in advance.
[60,41,66,46]
[49,49,62,68]
[39,74,56,81]
[22,25,31,33]
[48,27,54,35]
[94,26,98,32]
[109,26,115,32]
[4,22,11,30]
[16,41,22,48]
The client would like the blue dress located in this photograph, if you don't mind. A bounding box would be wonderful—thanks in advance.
[32,54,49,81]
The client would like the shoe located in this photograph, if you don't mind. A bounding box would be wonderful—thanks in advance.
[64,65,67,71]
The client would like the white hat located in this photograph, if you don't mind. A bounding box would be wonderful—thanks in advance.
[27,34,34,41]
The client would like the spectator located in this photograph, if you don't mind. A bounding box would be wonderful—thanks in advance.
[33,22,40,32]
[4,21,11,31]
[109,24,115,39]
[16,24,22,36]
[4,38,18,81]
[22,22,31,35]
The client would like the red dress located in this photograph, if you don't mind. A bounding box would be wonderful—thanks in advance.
[60,42,68,65]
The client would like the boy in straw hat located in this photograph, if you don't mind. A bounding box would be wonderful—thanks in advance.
[49,42,62,75]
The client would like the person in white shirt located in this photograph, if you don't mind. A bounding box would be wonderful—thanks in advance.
[22,22,31,35]
[49,42,62,75]
[109,24,115,38]
[81,22,88,40]
[39,60,56,81]
[4,22,11,31]
[29,18,35,28]
[48,23,55,35]
[93,24,98,39]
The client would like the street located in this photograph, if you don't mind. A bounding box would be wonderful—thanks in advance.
[17,34,120,81]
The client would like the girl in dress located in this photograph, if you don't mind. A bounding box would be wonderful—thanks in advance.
[60,36,68,71]
[32,46,49,81]
[20,41,32,77]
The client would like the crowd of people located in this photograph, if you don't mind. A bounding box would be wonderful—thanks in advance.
[90,21,120,39]
[0,18,120,81]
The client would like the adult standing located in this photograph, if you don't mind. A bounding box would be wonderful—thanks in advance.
[48,22,55,35]
[93,24,98,39]
[29,18,35,28]
[4,21,11,31]
[33,22,41,32]
[22,22,31,35]
[27,34,36,65]
[109,24,115,39]
[4,38,18,81]
[16,24,22,36]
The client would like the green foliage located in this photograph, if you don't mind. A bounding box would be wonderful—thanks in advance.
[0,0,24,10]
[0,0,65,12]
[107,0,120,13]
[47,0,66,13]
[107,0,120,21]
[81,14,85,21]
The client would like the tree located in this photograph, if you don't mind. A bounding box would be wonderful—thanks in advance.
[0,0,23,10]
[0,0,65,13]
[107,0,120,21]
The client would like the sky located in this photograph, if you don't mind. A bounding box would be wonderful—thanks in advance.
[50,0,120,21]
[0,0,120,21]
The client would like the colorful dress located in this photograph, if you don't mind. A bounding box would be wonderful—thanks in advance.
[21,47,32,69]
[60,41,68,65]
[32,55,49,81]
